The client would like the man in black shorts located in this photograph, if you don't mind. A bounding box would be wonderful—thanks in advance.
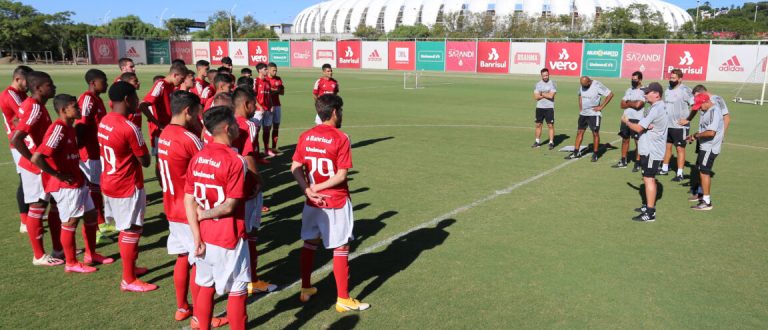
[613,71,645,171]
[532,68,556,149]
[566,76,613,162]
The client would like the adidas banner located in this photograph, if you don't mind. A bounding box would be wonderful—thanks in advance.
[337,40,361,69]
[545,42,583,77]
[707,44,759,83]
[361,41,388,70]
[228,41,249,66]
[664,43,710,80]
[117,39,147,65]
[170,41,192,64]
[313,41,336,68]
[621,43,665,80]
[509,42,546,75]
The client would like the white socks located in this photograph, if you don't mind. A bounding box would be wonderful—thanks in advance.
[662,164,669,171]
[703,195,711,204]
[677,168,684,176]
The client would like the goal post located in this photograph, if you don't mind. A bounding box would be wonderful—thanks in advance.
[733,56,768,106]
[403,71,425,90]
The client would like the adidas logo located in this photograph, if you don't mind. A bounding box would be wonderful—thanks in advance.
[558,48,569,60]
[718,55,744,72]
[126,47,139,56]
[368,49,382,61]
[678,51,694,65]
[235,49,243,56]
[488,48,499,61]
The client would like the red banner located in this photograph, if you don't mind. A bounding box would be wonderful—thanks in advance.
[621,43,665,79]
[477,42,510,74]
[90,37,119,64]
[446,41,477,72]
[337,40,361,69]
[545,42,583,76]
[170,41,192,64]
[290,41,313,68]
[388,41,415,71]
[248,40,269,66]
[209,41,228,65]
[664,43,710,80]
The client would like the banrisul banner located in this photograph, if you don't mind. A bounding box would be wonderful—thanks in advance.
[146,40,171,65]
[509,42,546,74]
[664,43,710,80]
[361,41,388,69]
[209,41,228,65]
[269,41,290,67]
[416,41,445,71]
[477,41,510,74]
[336,40,361,69]
[582,43,623,78]
[445,41,476,72]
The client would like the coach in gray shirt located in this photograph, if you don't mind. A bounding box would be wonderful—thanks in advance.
[566,76,613,162]
[532,68,557,149]
[687,93,724,211]
[662,68,695,180]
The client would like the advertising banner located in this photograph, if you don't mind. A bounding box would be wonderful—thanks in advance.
[477,41,510,74]
[416,41,445,71]
[388,41,415,71]
[313,41,336,68]
[664,43,710,80]
[621,43,665,79]
[117,39,147,65]
[170,41,192,64]
[706,44,760,82]
[361,41,388,69]
[248,40,269,66]
[146,40,171,65]
[545,42,583,76]
[445,41,476,72]
[192,42,210,63]
[90,37,119,64]
[336,40,361,69]
[582,43,622,78]
[269,41,290,67]
[209,41,228,65]
[509,42,546,74]
[228,41,248,66]
[290,41,313,68]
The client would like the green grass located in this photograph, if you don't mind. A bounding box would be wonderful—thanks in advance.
[0,65,766,329]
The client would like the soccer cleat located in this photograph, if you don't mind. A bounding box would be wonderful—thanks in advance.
[262,206,270,213]
[120,279,158,292]
[248,280,278,294]
[632,164,640,173]
[671,175,684,182]
[612,160,627,168]
[20,222,27,233]
[564,151,581,160]
[658,170,669,176]
[688,194,702,202]
[65,262,98,273]
[591,154,599,162]
[32,254,65,266]
[548,143,555,150]
[691,201,713,211]
[632,212,656,222]
[190,316,229,329]
[99,223,117,234]
[96,231,115,244]
[299,287,317,303]
[266,149,277,157]
[175,307,192,321]
[85,253,115,265]
[531,141,541,148]
[633,205,648,213]
[336,297,371,312]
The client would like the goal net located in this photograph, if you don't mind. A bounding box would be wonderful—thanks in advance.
[403,71,425,90]
[733,56,768,106]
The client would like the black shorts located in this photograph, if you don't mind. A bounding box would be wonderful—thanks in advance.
[577,115,601,132]
[696,150,718,175]
[535,108,555,124]
[618,119,640,139]
[639,155,661,178]
[667,127,688,147]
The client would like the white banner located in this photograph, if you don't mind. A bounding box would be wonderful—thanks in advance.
[509,42,546,75]
[117,39,147,65]
[192,42,210,63]
[228,41,249,66]
[313,41,336,68]
[706,44,761,83]
[361,41,388,70]
[754,46,768,83]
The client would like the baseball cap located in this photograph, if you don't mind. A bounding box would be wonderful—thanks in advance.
[642,82,663,96]
[691,93,711,110]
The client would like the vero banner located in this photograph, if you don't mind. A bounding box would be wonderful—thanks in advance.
[416,41,445,71]
[248,40,269,66]
[146,40,170,65]
[664,43,710,80]
[545,42,583,76]
[269,41,290,67]
[445,41,476,72]
[582,43,622,78]
[337,40,361,69]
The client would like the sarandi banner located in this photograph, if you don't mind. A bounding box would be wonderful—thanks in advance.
[336,40,361,69]
[90,37,119,64]
[545,42,583,76]
[621,43,665,79]
[664,43,710,80]
[290,41,313,68]
[388,41,415,71]
[170,41,192,64]
[477,41,510,74]
[248,40,269,66]
[445,41,476,72]
[209,41,228,65]
[509,42,546,75]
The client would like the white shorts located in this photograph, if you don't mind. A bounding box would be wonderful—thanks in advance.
[244,193,263,232]
[151,136,159,157]
[271,106,281,124]
[104,188,146,231]
[314,114,322,125]
[50,185,95,220]
[195,239,251,295]
[301,198,354,249]
[20,167,49,204]
[11,148,21,173]
[79,159,102,184]
[167,222,198,263]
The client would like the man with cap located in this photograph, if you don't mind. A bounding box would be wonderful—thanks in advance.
[686,93,724,211]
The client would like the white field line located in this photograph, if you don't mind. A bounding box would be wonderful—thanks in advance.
[724,142,768,150]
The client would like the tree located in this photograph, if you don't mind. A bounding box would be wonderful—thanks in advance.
[0,0,62,56]
[94,15,168,38]
[591,4,668,38]
[165,18,195,39]
[206,10,238,39]
[353,24,382,40]
[238,15,277,39]
[386,24,430,39]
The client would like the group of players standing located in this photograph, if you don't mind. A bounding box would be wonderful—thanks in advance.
[532,68,730,222]
[1,57,366,329]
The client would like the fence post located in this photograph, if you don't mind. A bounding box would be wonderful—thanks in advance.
[660,39,668,80]
[86,34,91,65]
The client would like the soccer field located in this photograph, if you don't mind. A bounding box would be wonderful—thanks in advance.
[0,65,767,329]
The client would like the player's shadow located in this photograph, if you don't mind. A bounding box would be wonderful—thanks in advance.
[551,134,569,147]
[328,315,360,330]
[585,142,616,159]
[247,219,454,329]
[626,180,665,206]
[351,136,394,149]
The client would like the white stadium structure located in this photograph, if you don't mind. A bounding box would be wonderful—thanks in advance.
[293,0,692,34]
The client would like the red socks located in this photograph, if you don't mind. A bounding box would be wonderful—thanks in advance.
[300,241,317,288]
[247,234,259,281]
[60,224,77,265]
[173,255,191,309]
[82,222,98,256]
[47,206,62,252]
[89,184,106,225]
[227,290,248,330]
[195,286,216,330]
[190,265,200,303]
[26,206,46,259]
[118,230,141,283]
[333,247,350,299]
[19,212,27,225]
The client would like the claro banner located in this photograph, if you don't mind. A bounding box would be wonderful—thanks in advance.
[509,42,546,75]
[290,41,313,68]
[664,43,710,80]
[477,41,510,74]
[313,41,336,68]
[90,37,119,64]
[362,41,388,69]
[117,39,147,65]
[170,41,192,64]
[621,43,665,79]
[337,40,361,69]
[209,41,228,65]
[706,44,760,83]
[445,41,476,72]
[388,41,416,71]
[192,42,210,63]
[545,42,583,76]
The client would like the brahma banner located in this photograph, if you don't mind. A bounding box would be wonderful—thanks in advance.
[445,41,476,72]
[209,41,228,65]
[477,41,510,74]
[664,43,710,80]
[117,39,147,65]
[337,40,361,69]
[228,41,248,66]
[362,41,388,69]
[621,43,665,79]
[313,41,336,68]
[170,41,192,64]
[545,42,582,76]
[248,40,269,66]
[290,41,313,68]
[416,41,445,71]
[388,41,415,71]
[582,43,622,78]
[509,42,546,75]
[706,44,760,82]
[269,41,290,67]
[192,42,210,63]
[90,37,119,64]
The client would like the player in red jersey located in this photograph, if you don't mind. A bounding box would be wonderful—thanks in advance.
[291,94,370,312]
[252,63,272,161]
[193,60,213,106]
[185,106,251,330]
[141,64,186,157]
[312,64,339,124]
[114,58,136,83]
[119,72,144,129]
[266,62,284,155]
[179,69,196,92]
[99,81,156,292]
[204,73,234,111]
[1,65,32,233]
[11,71,65,266]
[31,94,114,273]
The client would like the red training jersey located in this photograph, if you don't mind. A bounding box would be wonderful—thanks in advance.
[312,78,339,97]
[98,112,149,198]
[76,91,107,161]
[184,142,248,249]
[266,76,284,107]
[158,124,203,223]
[16,98,52,174]
[292,124,352,209]
[143,80,174,138]
[0,86,27,146]
[192,78,213,106]
[253,77,272,111]
[232,116,257,157]
[37,119,84,192]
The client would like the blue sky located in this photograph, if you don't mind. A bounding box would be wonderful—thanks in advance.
[22,0,739,27]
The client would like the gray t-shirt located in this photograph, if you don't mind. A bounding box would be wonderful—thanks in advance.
[698,104,724,154]
[638,101,669,161]
[534,80,557,109]
[622,87,645,120]
[664,84,694,129]
[711,94,729,116]
[579,80,611,116]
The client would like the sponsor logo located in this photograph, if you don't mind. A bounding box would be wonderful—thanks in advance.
[270,46,289,52]
[559,48,569,60]
[586,49,620,57]
[195,49,209,57]
[316,49,334,60]
[679,51,694,65]
[338,46,359,64]
[395,47,409,63]
[624,52,662,62]
[368,49,382,62]
[234,48,245,58]
[447,48,474,67]
[667,65,703,75]
[488,48,499,61]
[514,52,540,64]
[126,47,140,58]
[216,46,224,56]
[344,46,354,57]
[272,54,289,61]
[418,51,443,62]
[718,55,744,72]
[293,50,311,60]
[549,48,578,71]
[172,45,191,55]
[98,43,111,57]
[254,45,263,54]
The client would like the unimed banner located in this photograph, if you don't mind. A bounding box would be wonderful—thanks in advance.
[477,41,510,74]
[90,37,119,64]
[509,42,546,75]
[210,41,228,65]
[445,41,476,72]
[269,41,290,67]
[192,42,210,63]
[228,41,248,66]
[313,41,336,68]
[706,44,760,83]
[545,42,583,76]
[582,43,623,78]
[248,41,269,66]
[336,40,361,69]
[117,39,147,65]
[664,43,710,80]
[621,43,665,79]
[146,40,170,65]
[170,41,192,64]
[388,41,415,71]
[290,41,313,68]
[362,41,387,69]
[416,41,445,71]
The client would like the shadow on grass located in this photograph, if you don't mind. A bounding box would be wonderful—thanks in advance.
[552,134,569,147]
[626,180,665,206]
